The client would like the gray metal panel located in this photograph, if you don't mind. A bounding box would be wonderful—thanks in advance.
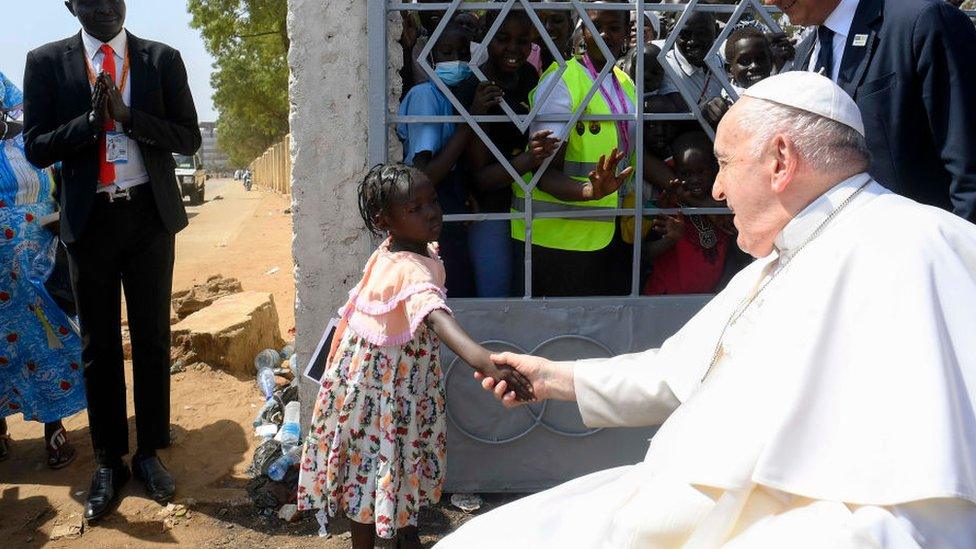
[367,0,388,166]
[440,296,709,492]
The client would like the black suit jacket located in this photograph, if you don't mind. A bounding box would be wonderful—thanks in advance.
[790,0,976,222]
[23,31,201,243]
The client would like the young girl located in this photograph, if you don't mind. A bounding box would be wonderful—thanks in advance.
[297,164,533,549]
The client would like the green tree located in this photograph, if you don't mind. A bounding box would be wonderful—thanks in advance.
[187,0,288,167]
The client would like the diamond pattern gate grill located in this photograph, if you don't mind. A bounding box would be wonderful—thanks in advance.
[364,0,784,492]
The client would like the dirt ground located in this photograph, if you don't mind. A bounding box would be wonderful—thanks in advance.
[0,181,505,547]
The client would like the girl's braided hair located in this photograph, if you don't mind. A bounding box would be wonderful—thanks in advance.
[358,163,416,236]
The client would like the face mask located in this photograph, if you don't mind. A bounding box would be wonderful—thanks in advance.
[434,61,472,86]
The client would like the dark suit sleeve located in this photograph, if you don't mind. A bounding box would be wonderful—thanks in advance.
[125,50,202,156]
[23,50,99,169]
[913,3,976,222]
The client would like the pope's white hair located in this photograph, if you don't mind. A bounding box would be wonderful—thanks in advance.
[735,98,871,173]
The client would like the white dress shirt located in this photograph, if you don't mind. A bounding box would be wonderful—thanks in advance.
[82,29,149,193]
[658,46,724,104]
[807,0,860,82]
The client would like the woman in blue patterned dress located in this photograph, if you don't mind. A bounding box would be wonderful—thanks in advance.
[0,71,85,468]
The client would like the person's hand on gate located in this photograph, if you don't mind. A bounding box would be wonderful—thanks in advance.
[527,130,560,164]
[583,148,633,201]
[650,214,685,243]
[700,96,730,130]
[470,81,504,115]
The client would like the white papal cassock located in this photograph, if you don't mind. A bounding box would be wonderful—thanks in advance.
[437,174,976,548]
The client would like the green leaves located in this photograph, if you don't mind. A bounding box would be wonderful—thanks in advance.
[187,0,288,167]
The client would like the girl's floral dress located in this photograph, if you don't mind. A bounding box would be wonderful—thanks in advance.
[297,238,450,539]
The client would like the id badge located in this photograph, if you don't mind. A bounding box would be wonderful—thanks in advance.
[105,131,128,164]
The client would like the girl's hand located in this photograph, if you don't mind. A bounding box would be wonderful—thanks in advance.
[476,352,571,408]
[583,148,633,201]
[480,364,535,402]
[662,178,694,206]
[527,130,560,163]
[470,81,504,115]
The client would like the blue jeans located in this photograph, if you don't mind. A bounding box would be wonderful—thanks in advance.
[467,220,513,298]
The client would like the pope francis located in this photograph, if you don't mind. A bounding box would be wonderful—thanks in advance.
[436,72,976,548]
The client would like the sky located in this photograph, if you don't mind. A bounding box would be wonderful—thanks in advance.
[1,1,218,121]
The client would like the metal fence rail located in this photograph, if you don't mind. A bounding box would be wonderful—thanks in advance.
[372,0,780,298]
[366,1,976,491]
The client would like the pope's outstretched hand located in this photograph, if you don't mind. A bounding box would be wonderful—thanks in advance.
[475,353,577,408]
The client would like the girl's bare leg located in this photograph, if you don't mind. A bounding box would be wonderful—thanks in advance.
[349,519,376,549]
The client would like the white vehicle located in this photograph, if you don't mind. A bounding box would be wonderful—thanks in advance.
[174,153,206,205]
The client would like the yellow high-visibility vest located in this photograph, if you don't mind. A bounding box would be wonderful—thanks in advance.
[512,58,636,252]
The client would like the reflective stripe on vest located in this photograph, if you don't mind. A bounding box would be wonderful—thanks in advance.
[511,197,616,222]
[512,58,637,252]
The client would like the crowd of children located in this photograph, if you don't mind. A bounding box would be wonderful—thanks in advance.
[392,3,793,300]
[298,7,795,542]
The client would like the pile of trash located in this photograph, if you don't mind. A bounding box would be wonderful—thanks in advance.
[245,344,305,522]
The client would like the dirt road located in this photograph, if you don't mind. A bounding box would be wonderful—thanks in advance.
[0,184,309,547]
[174,178,296,335]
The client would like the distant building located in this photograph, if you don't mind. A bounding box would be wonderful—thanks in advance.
[199,122,230,172]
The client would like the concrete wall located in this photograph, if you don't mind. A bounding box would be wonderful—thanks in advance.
[288,0,402,426]
[289,0,369,425]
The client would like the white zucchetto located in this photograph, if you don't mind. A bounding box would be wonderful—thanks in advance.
[742,71,865,137]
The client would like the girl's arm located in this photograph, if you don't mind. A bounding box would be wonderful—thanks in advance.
[426,309,535,401]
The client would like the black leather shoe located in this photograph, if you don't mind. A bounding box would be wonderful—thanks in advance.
[84,463,131,522]
[132,455,175,504]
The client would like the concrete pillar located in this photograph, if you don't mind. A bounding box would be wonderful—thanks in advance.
[288,0,402,425]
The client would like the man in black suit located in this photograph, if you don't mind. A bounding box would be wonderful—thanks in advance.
[770,0,976,222]
[23,0,200,521]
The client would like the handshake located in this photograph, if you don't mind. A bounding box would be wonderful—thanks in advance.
[474,353,570,408]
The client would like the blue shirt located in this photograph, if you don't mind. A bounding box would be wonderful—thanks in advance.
[397,82,457,165]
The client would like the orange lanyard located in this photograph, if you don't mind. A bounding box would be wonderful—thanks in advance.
[85,45,130,92]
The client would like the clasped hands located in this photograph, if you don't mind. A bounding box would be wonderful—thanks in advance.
[473,352,568,408]
[90,71,131,129]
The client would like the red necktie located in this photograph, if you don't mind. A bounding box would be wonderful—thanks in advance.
[98,44,117,186]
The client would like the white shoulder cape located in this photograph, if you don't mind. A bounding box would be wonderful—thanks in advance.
[650,180,976,507]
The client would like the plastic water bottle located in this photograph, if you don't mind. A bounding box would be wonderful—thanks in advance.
[267,445,301,481]
[288,354,299,379]
[252,397,275,427]
[279,401,301,446]
[280,344,295,360]
[256,367,276,401]
[254,348,281,372]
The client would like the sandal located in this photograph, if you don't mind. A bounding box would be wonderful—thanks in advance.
[0,433,10,461]
[46,426,76,469]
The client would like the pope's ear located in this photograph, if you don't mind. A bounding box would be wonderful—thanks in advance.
[769,134,798,194]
